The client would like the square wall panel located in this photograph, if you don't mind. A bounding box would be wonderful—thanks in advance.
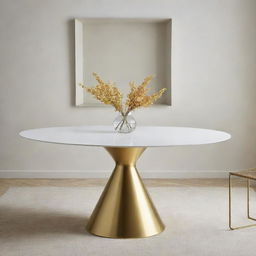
[75,18,172,107]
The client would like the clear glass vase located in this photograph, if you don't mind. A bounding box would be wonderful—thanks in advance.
[113,112,136,133]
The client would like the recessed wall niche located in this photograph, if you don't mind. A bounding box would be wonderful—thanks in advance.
[75,18,172,107]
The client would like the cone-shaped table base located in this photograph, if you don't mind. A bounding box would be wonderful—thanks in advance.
[86,147,165,238]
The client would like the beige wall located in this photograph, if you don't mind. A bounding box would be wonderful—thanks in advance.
[0,0,255,177]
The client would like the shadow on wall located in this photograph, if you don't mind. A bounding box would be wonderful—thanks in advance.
[67,19,76,107]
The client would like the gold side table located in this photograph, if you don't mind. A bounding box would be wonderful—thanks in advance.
[229,168,256,230]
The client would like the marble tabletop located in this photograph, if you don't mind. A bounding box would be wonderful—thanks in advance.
[19,126,231,148]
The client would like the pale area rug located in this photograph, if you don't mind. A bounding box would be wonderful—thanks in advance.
[0,186,256,256]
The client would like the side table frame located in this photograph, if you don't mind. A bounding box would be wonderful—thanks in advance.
[229,172,256,230]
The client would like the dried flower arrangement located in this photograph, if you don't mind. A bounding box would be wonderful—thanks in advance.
[80,73,167,132]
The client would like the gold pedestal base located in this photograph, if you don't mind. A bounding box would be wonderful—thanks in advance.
[87,147,165,238]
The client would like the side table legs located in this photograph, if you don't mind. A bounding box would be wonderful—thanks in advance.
[229,173,256,230]
[86,147,165,238]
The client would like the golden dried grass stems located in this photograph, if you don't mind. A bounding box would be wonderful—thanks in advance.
[80,73,123,113]
[125,76,166,113]
[79,73,167,116]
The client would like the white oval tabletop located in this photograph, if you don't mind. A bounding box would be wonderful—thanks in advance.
[19,126,231,148]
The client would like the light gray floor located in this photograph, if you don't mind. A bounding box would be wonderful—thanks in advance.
[0,186,255,256]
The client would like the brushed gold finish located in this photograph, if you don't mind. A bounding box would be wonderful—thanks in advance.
[229,172,256,230]
[230,168,256,180]
[86,147,165,238]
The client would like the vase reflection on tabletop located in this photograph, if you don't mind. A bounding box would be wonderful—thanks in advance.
[113,112,136,133]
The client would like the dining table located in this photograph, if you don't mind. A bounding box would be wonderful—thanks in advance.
[20,125,231,238]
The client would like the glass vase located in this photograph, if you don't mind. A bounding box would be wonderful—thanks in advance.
[113,112,136,133]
